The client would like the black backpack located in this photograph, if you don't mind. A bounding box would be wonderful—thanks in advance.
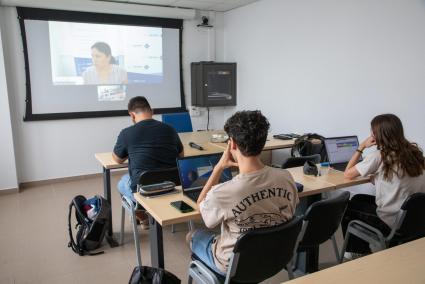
[129,266,181,284]
[291,133,328,162]
[67,195,111,256]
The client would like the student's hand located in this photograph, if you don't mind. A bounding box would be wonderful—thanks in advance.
[360,135,376,150]
[217,143,238,170]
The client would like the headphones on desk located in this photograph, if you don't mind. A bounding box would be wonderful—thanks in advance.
[303,161,319,176]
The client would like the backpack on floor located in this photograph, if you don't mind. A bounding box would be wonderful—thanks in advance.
[67,195,110,256]
[291,133,328,162]
[128,266,181,284]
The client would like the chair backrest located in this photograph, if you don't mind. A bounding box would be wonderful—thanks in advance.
[299,191,350,248]
[281,154,321,169]
[393,192,425,242]
[138,167,181,186]
[227,217,302,283]
[161,112,193,133]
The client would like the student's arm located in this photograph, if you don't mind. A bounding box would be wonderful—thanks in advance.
[176,133,184,158]
[197,143,238,206]
[113,130,128,164]
[112,152,127,164]
[344,135,376,179]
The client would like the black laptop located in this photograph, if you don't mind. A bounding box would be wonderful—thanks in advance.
[324,136,362,171]
[176,154,233,203]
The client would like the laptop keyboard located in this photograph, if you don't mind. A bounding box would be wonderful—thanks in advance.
[332,163,348,172]
[185,191,200,203]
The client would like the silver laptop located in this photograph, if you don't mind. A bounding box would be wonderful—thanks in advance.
[324,136,362,171]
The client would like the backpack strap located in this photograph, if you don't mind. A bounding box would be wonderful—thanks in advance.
[68,201,105,256]
[68,201,85,256]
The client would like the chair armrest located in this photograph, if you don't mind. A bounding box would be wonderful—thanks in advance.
[348,220,386,241]
[121,195,136,211]
[189,260,221,284]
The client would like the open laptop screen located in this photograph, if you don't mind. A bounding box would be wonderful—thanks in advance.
[177,154,233,190]
[324,136,360,164]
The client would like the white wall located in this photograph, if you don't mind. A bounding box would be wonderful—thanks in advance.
[223,0,425,152]
[0,6,226,183]
[183,11,228,132]
[0,23,18,190]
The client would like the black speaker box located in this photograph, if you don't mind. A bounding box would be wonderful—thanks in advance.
[191,62,236,107]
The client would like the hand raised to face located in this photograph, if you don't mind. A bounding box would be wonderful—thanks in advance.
[361,135,376,149]
[216,142,238,170]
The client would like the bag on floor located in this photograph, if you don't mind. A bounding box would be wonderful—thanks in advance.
[67,195,111,256]
[129,266,181,284]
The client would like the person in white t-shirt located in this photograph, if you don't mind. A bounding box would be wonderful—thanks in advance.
[343,113,425,254]
[186,110,299,275]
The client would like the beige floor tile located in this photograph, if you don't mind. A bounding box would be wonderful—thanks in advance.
[37,273,79,284]
[0,175,346,284]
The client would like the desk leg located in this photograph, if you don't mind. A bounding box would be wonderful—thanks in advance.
[295,194,321,274]
[103,167,119,247]
[149,215,164,269]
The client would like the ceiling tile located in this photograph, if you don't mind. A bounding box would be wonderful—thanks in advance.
[93,0,258,12]
[211,0,258,12]
[173,0,217,10]
[128,0,176,5]
[186,0,224,3]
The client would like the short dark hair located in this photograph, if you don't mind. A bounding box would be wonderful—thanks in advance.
[224,110,270,156]
[128,96,152,113]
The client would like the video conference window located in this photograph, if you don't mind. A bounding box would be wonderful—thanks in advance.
[18,8,185,121]
[49,22,163,86]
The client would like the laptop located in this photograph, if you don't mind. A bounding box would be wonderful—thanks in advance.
[324,136,362,171]
[177,154,233,203]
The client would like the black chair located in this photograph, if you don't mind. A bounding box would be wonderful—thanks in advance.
[340,192,425,262]
[119,168,182,266]
[287,191,350,277]
[188,217,303,284]
[281,154,321,169]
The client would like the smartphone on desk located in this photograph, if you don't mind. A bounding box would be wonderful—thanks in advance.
[170,200,194,213]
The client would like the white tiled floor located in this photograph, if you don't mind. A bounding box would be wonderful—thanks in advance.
[0,175,343,284]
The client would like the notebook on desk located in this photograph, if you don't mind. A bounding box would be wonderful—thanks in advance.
[324,136,362,171]
[176,154,233,203]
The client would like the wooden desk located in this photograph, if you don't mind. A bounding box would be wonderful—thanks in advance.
[136,189,200,227]
[94,130,294,242]
[134,167,370,269]
[285,237,425,284]
[287,167,370,197]
[212,135,296,151]
[95,131,296,244]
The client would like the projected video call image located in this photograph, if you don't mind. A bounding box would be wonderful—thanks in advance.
[22,12,181,116]
[49,21,163,86]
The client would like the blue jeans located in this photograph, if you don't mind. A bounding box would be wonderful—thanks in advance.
[191,230,225,275]
[118,174,136,203]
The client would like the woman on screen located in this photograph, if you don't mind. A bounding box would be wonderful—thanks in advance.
[82,42,128,85]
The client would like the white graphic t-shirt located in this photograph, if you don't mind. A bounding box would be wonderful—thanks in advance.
[199,166,299,273]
